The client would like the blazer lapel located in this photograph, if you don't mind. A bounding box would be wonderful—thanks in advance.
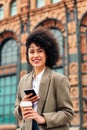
[24,71,33,90]
[37,68,51,114]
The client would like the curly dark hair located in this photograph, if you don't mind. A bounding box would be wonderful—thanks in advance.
[26,27,60,68]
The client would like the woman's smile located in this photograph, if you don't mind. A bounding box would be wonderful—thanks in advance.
[32,58,41,64]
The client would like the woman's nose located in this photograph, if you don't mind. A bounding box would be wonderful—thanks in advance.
[33,52,38,57]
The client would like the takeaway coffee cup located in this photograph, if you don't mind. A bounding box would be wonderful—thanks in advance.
[20,101,32,113]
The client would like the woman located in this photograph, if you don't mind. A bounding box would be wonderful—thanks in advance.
[14,27,74,130]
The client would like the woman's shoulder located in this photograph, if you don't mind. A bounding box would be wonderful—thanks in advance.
[47,68,68,81]
[52,70,65,77]
[20,71,33,81]
[47,67,65,77]
[51,71,69,85]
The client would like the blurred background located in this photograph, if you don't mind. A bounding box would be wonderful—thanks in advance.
[0,0,87,130]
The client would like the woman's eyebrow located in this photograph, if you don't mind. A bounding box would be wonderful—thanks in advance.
[29,47,34,49]
[29,46,42,49]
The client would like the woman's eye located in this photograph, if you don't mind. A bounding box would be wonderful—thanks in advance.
[38,49,43,52]
[29,50,34,53]
[38,50,42,52]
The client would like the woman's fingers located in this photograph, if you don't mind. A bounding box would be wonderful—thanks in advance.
[22,107,45,124]
[22,107,35,119]
[30,95,40,103]
[22,94,40,103]
[22,94,33,101]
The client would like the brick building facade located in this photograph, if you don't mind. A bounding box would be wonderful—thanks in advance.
[0,0,87,130]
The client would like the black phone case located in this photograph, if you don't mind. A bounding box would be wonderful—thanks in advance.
[24,89,36,97]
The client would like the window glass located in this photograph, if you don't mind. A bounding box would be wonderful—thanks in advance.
[11,85,16,94]
[0,97,4,104]
[0,38,18,125]
[51,28,63,74]
[4,106,10,114]
[10,0,17,16]
[54,67,63,73]
[0,117,3,123]
[36,0,44,8]
[0,76,17,124]
[1,78,4,86]
[11,95,16,104]
[11,75,17,84]
[0,5,4,20]
[5,87,11,95]
[0,106,3,113]
[6,77,11,86]
[1,39,17,65]
[52,0,60,4]
[4,116,10,123]
[10,115,16,123]
[51,29,63,57]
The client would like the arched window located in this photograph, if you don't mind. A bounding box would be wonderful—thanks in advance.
[51,28,64,74]
[0,38,18,124]
[1,39,17,65]
[10,0,17,16]
[51,0,60,4]
[36,0,44,8]
[0,5,4,20]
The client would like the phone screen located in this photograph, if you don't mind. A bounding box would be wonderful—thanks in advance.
[24,89,36,97]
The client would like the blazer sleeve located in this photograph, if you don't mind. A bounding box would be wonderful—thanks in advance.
[43,76,74,128]
[14,80,22,120]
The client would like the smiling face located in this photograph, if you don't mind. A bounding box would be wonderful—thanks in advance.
[28,43,46,71]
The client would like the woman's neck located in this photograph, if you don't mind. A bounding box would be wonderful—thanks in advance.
[34,66,46,77]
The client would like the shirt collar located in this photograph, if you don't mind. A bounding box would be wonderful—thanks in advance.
[33,68,46,81]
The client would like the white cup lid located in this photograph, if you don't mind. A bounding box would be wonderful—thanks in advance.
[20,101,32,107]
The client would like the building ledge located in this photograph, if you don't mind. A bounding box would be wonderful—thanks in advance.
[0,124,16,130]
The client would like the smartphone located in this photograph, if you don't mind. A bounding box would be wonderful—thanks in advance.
[24,89,36,97]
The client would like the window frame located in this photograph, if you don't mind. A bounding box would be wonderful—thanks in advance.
[10,0,17,16]
[50,27,64,74]
[36,0,44,8]
[51,0,60,4]
[0,4,4,20]
[0,37,20,125]
[1,39,18,66]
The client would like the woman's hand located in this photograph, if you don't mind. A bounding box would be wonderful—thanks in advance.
[22,107,46,124]
[22,94,40,103]
[19,94,40,114]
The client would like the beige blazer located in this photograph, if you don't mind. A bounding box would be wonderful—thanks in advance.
[14,67,74,130]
